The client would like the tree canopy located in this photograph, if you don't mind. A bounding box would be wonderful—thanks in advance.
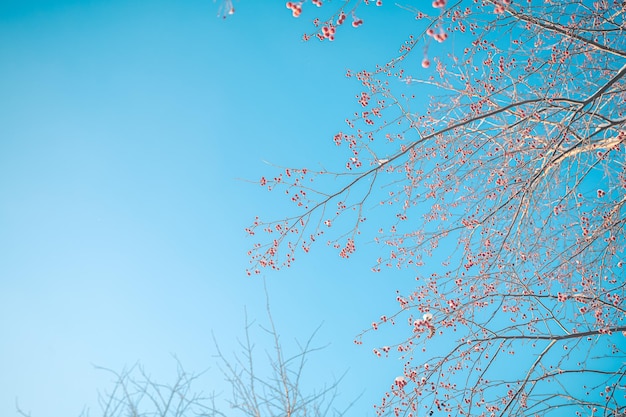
[246,1,626,416]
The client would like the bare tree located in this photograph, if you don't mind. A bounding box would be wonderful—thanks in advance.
[16,297,350,417]
[246,1,626,416]
[16,360,218,417]
[213,295,354,417]
[94,362,216,417]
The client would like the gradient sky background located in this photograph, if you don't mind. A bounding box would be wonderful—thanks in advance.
[0,1,433,416]
[4,1,621,416]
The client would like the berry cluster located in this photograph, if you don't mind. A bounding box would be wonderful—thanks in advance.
[493,0,512,14]
[321,24,336,41]
[426,27,448,43]
[336,11,346,26]
[286,1,302,17]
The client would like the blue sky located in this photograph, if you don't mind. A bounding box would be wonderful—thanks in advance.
[0,1,427,416]
[4,2,622,416]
